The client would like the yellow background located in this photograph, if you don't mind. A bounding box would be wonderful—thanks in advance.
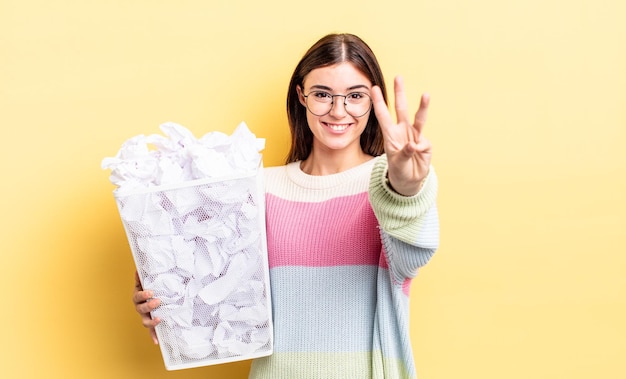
[1,0,624,378]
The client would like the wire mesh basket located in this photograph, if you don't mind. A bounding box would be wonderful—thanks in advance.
[114,167,273,370]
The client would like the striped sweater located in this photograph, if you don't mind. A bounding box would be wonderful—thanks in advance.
[249,154,439,379]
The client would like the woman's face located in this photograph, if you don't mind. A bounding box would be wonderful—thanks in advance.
[297,62,372,155]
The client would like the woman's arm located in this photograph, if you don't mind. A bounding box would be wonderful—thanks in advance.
[369,157,439,281]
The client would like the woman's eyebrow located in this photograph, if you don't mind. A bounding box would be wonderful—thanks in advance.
[309,84,371,91]
[309,84,332,91]
[347,84,370,91]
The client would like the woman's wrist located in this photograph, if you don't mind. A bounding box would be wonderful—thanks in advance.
[386,173,427,197]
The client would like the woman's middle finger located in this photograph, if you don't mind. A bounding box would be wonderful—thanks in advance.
[135,296,160,314]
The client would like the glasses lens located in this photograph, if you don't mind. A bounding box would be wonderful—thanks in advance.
[305,91,372,117]
[345,92,371,118]
[305,91,332,116]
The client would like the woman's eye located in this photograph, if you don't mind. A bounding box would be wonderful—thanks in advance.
[314,91,331,99]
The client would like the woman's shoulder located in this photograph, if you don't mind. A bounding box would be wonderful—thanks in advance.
[261,162,295,190]
[262,162,293,177]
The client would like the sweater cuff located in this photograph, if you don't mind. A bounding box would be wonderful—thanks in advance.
[368,155,438,245]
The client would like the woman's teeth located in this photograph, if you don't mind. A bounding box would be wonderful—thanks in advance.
[327,123,349,131]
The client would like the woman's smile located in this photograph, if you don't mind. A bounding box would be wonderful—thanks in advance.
[323,122,352,132]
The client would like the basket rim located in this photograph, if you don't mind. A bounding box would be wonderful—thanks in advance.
[113,168,260,198]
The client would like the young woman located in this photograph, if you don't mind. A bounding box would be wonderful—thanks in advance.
[133,33,439,379]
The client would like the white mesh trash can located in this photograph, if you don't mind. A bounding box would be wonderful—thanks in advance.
[114,168,273,370]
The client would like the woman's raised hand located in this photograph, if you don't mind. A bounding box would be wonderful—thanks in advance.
[132,271,161,344]
[372,76,432,196]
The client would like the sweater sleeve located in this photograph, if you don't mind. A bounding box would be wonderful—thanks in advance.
[369,155,440,280]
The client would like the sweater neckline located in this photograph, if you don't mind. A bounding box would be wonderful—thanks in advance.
[285,156,379,190]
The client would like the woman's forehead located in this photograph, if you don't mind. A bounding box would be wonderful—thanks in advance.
[303,62,372,90]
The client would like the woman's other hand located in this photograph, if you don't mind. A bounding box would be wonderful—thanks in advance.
[132,271,161,344]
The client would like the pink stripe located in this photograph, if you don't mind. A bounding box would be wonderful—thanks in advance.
[266,193,387,268]
[402,278,412,296]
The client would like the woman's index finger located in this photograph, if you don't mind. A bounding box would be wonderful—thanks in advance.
[371,85,394,128]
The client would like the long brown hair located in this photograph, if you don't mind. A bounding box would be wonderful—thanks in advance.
[285,33,388,163]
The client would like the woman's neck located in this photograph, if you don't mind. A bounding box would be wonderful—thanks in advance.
[300,147,373,176]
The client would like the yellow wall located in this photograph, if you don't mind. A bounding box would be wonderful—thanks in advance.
[1,1,624,378]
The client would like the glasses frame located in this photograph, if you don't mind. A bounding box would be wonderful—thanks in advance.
[302,90,372,118]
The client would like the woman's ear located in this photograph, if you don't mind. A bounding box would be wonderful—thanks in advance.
[296,85,306,107]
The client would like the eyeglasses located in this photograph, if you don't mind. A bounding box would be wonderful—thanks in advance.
[303,90,372,118]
